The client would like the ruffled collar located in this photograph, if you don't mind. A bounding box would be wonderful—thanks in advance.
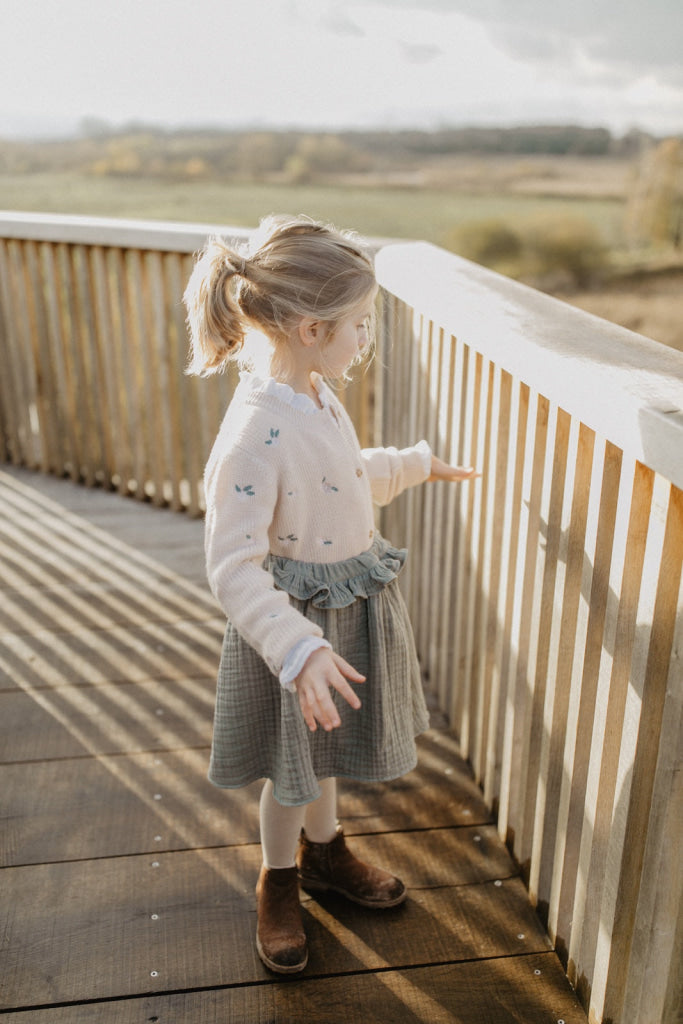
[239,371,333,415]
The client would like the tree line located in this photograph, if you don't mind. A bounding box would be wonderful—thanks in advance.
[0,123,664,182]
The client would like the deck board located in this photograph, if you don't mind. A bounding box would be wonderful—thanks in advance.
[2,836,548,1007]
[0,954,587,1024]
[0,466,586,1021]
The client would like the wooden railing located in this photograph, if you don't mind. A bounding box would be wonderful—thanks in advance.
[1,212,681,1024]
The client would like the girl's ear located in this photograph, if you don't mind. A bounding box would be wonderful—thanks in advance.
[298,318,325,347]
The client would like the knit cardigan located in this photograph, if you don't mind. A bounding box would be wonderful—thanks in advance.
[204,373,431,677]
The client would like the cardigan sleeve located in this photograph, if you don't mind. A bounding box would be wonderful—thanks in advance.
[361,440,432,506]
[204,440,324,677]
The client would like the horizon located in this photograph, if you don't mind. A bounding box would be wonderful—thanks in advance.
[1,117,669,146]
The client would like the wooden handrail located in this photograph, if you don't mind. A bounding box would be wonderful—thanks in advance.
[0,210,252,252]
[376,241,683,489]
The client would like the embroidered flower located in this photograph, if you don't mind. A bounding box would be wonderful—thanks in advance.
[235,484,255,500]
[277,534,298,543]
[318,538,333,547]
[322,476,339,493]
[265,428,280,446]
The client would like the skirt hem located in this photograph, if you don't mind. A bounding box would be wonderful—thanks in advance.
[207,743,424,807]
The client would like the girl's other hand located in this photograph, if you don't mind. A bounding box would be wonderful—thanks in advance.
[295,648,364,732]
[428,455,481,482]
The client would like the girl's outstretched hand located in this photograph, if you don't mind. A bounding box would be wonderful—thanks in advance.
[295,648,364,733]
[428,455,481,482]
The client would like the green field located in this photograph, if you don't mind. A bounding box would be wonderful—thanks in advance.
[0,171,627,249]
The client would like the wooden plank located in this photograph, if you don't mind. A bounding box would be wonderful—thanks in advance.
[62,244,94,481]
[1,731,489,866]
[471,358,498,783]
[0,464,209,583]
[40,243,79,477]
[21,241,55,473]
[417,316,437,666]
[71,244,105,486]
[569,459,653,999]
[480,365,512,802]
[496,392,549,849]
[621,488,683,1023]
[0,835,548,1009]
[0,574,217,635]
[139,250,170,505]
[529,417,592,913]
[486,376,528,810]
[449,344,480,744]
[4,240,39,467]
[548,440,622,955]
[0,678,216,762]
[435,332,461,710]
[0,952,587,1024]
[161,251,186,511]
[592,474,680,1023]
[104,247,135,495]
[0,616,225,691]
[0,749,260,866]
[519,405,570,873]
[0,241,19,462]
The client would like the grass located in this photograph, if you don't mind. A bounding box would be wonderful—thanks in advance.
[0,171,627,249]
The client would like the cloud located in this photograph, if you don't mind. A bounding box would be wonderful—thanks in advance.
[318,4,366,37]
[399,41,443,63]
[359,0,683,84]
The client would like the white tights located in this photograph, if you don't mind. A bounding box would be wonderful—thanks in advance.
[259,777,338,869]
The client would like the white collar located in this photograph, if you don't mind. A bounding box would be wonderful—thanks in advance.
[240,371,333,415]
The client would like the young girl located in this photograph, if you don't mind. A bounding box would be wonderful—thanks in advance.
[184,216,477,975]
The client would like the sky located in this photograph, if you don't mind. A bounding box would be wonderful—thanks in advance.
[1,0,682,138]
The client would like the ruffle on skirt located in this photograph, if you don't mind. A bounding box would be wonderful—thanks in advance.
[208,536,429,806]
[264,535,408,609]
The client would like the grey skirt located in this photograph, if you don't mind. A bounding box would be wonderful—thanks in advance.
[208,536,430,806]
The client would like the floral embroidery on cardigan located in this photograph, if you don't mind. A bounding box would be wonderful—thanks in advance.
[321,477,339,493]
[265,428,280,446]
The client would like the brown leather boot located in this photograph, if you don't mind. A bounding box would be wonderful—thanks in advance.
[255,865,308,973]
[296,826,407,908]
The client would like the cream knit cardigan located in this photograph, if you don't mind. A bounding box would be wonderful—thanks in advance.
[204,373,431,678]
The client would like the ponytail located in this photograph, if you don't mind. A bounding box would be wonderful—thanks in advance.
[183,237,248,376]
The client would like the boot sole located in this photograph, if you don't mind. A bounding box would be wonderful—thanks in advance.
[256,935,308,974]
[299,876,407,908]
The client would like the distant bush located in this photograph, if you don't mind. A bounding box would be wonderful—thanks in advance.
[521,213,609,287]
[445,212,609,288]
[626,137,683,249]
[284,135,370,183]
[447,218,523,269]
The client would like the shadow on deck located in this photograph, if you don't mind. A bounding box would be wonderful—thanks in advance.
[0,466,586,1023]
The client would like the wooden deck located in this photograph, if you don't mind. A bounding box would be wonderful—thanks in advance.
[0,466,587,1023]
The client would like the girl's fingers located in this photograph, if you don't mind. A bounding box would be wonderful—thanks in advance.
[299,683,340,733]
[296,649,364,730]
[332,653,366,684]
[428,455,481,483]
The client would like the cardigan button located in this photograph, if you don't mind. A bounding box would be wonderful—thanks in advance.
[356,468,363,477]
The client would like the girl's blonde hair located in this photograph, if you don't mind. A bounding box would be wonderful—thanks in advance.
[183,214,377,377]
